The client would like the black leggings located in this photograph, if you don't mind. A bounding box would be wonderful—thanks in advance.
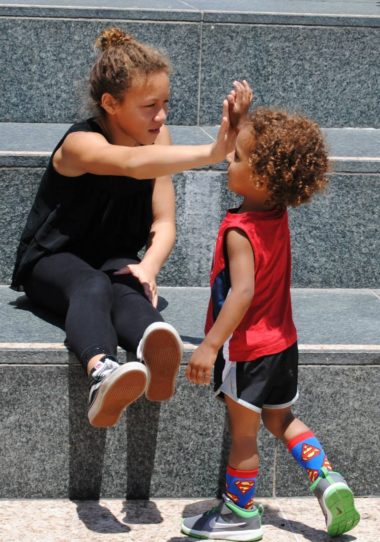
[24,252,163,369]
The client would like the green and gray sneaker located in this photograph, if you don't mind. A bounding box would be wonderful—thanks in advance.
[181,494,263,541]
[311,466,360,537]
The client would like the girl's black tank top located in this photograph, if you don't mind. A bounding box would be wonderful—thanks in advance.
[11,118,153,291]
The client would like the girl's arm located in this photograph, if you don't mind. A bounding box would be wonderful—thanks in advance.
[53,101,233,179]
[186,228,255,385]
[114,127,176,307]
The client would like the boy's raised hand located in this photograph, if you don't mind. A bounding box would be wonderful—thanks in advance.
[228,80,253,131]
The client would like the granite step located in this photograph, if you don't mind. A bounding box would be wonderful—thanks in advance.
[1,285,379,498]
[0,123,379,287]
[0,0,379,126]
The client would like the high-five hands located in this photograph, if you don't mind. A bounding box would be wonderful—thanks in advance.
[212,80,254,162]
[228,80,254,131]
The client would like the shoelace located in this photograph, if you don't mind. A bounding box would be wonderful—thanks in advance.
[91,359,118,383]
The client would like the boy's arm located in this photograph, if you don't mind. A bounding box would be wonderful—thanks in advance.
[186,228,255,385]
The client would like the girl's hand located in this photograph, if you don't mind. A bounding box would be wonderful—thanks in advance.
[114,263,158,307]
[211,99,237,161]
[228,80,253,131]
[185,342,218,385]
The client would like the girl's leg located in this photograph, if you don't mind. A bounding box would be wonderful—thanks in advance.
[24,252,118,372]
[102,257,182,401]
[110,274,183,401]
[110,278,164,352]
[24,253,148,427]
[225,395,261,509]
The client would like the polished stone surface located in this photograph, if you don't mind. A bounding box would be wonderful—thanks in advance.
[0,496,377,541]
[2,287,380,350]
[1,5,379,125]
[0,167,379,287]
[275,365,380,497]
[1,0,379,26]
[0,19,200,124]
[1,282,379,498]
[1,124,379,173]
[0,0,201,21]
[289,173,380,288]
[200,24,380,127]
[0,359,378,497]
[0,362,274,498]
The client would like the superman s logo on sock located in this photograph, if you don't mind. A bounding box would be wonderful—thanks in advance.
[234,480,255,494]
[302,443,321,461]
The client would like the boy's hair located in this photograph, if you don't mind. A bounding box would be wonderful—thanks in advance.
[245,108,329,209]
[89,27,171,114]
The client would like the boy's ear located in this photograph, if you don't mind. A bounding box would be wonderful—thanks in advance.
[250,172,267,190]
[100,93,119,115]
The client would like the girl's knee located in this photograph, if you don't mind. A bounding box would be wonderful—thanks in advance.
[74,271,113,299]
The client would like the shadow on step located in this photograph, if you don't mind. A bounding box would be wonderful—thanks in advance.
[67,363,162,501]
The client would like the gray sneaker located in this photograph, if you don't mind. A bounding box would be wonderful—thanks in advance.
[311,466,360,537]
[88,356,147,428]
[181,494,263,541]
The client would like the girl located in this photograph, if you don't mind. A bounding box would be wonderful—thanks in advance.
[183,108,360,540]
[11,28,251,428]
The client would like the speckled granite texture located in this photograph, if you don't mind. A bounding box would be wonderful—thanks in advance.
[199,23,380,127]
[0,4,379,125]
[0,286,379,498]
[1,167,379,287]
[0,497,378,541]
[0,363,275,499]
[0,18,200,124]
[0,362,378,498]
[2,287,380,349]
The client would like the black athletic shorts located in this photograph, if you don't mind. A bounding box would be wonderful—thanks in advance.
[214,342,299,413]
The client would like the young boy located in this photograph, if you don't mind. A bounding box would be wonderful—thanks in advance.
[182,108,360,540]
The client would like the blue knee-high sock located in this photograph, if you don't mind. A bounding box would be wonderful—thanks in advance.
[287,431,333,483]
[225,466,258,509]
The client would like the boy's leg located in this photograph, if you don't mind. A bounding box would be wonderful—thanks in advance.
[262,406,360,536]
[108,263,182,401]
[225,395,261,509]
[182,396,263,541]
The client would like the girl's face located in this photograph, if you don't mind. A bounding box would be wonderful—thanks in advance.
[108,70,170,146]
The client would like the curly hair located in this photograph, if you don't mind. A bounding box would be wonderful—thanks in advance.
[89,27,171,114]
[244,108,329,209]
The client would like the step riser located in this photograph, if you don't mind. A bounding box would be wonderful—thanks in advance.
[1,18,379,126]
[1,168,379,287]
[0,359,378,498]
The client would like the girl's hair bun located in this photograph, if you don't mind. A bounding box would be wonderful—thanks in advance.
[95,27,134,52]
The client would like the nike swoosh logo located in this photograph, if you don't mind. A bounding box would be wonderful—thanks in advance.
[212,521,247,529]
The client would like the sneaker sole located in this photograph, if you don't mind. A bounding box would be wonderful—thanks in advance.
[322,482,360,537]
[88,362,147,428]
[181,525,263,541]
[141,323,183,402]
